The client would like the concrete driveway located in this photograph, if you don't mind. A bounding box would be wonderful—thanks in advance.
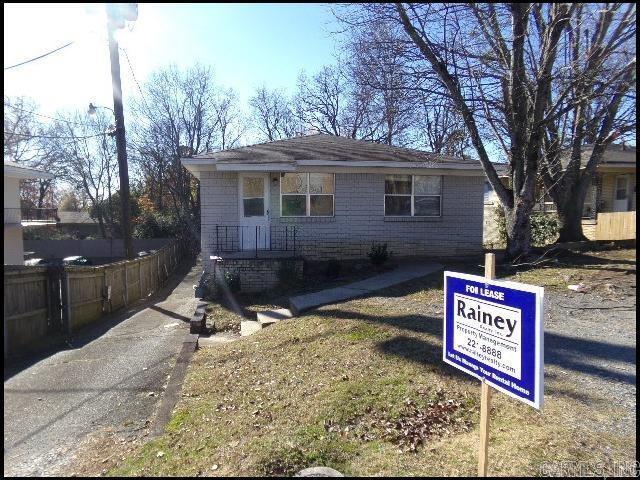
[3,257,202,477]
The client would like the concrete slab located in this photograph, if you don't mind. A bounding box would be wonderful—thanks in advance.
[257,308,293,325]
[344,264,442,292]
[197,333,239,347]
[289,262,442,314]
[241,320,263,336]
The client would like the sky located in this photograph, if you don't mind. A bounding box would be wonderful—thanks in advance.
[4,3,343,121]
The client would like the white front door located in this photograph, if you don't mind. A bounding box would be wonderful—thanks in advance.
[613,175,630,212]
[239,173,270,250]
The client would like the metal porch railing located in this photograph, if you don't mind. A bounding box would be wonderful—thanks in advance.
[214,225,298,257]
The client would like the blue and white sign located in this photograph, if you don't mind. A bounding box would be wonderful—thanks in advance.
[443,271,544,409]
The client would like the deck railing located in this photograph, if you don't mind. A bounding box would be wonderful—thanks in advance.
[5,207,60,224]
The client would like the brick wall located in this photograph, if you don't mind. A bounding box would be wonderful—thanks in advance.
[200,171,484,271]
[211,257,303,293]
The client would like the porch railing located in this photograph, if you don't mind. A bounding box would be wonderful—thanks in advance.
[214,225,297,256]
[4,208,59,224]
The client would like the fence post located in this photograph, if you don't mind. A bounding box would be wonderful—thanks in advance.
[124,261,129,306]
[61,268,71,334]
[139,258,143,299]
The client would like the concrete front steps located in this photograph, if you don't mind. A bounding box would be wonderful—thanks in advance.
[241,308,293,336]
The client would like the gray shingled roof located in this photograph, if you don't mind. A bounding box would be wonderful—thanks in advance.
[191,133,480,166]
[57,211,97,224]
[560,143,636,169]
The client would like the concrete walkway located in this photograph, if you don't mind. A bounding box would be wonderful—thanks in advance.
[3,257,203,477]
[289,262,442,314]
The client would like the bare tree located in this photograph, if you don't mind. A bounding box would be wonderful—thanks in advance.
[336,3,635,258]
[4,96,63,210]
[295,65,378,140]
[45,110,119,238]
[130,64,246,241]
[415,96,470,157]
[539,3,636,241]
[343,20,418,146]
[249,86,300,141]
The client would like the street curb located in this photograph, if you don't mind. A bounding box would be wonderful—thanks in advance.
[149,332,198,438]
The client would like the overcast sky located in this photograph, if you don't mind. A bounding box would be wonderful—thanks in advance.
[4,3,342,119]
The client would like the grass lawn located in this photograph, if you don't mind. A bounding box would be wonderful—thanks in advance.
[105,247,635,477]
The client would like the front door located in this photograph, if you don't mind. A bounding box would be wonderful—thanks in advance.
[613,175,630,212]
[239,173,270,250]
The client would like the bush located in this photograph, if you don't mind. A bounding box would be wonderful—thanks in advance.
[530,213,560,246]
[324,258,342,279]
[494,207,560,247]
[278,261,300,288]
[134,212,180,239]
[222,271,241,293]
[368,242,390,266]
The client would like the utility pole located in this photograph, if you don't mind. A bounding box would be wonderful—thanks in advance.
[106,3,137,260]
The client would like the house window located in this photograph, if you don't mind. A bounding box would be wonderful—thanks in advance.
[384,174,442,217]
[582,183,597,219]
[281,173,334,217]
[483,181,494,204]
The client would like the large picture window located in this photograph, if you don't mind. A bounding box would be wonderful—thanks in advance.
[281,173,334,217]
[384,174,442,217]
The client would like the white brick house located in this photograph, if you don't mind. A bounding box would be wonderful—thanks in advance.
[182,133,486,291]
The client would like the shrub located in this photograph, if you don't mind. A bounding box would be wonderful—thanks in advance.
[494,207,560,247]
[324,258,342,279]
[278,261,300,288]
[222,271,241,293]
[530,213,560,246]
[134,212,180,239]
[368,242,390,266]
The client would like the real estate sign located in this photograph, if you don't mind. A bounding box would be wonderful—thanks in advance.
[443,271,544,409]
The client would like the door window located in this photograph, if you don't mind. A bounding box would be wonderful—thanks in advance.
[243,177,265,217]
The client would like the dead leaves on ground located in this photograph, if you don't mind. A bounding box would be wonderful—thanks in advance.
[324,395,473,453]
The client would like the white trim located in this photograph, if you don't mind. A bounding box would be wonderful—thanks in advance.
[280,172,335,218]
[180,157,486,177]
[296,159,482,170]
[217,162,296,172]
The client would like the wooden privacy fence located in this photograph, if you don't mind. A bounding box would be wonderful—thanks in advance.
[594,211,636,240]
[4,241,187,359]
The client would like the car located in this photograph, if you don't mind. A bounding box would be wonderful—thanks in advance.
[24,258,47,266]
[62,256,93,266]
[137,249,157,258]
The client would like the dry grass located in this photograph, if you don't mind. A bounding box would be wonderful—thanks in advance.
[103,248,635,477]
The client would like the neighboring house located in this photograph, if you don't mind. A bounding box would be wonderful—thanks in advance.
[483,143,636,246]
[182,133,486,291]
[56,211,101,238]
[4,160,57,264]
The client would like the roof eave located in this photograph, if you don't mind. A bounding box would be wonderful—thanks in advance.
[4,165,54,180]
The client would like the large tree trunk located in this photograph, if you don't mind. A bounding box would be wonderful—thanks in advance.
[556,178,590,242]
[504,205,532,260]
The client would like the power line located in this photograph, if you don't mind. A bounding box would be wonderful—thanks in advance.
[4,41,75,70]
[4,103,90,127]
[4,131,108,140]
[120,47,151,111]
